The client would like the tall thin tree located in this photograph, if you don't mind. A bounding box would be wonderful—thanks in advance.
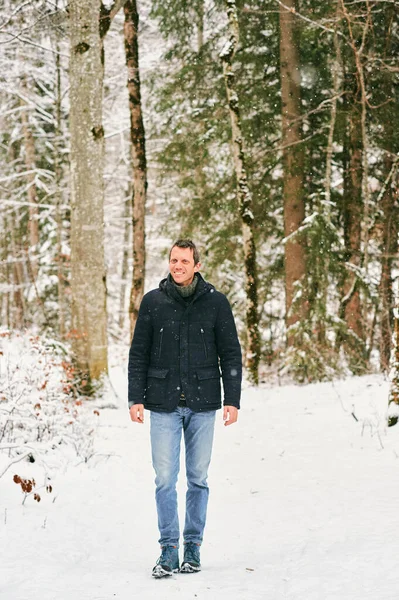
[54,3,65,339]
[220,0,260,384]
[379,3,398,372]
[124,0,147,337]
[279,0,307,342]
[20,75,39,280]
[338,2,367,365]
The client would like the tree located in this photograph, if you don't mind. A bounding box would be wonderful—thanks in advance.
[376,2,399,372]
[220,0,260,384]
[124,0,147,337]
[0,1,71,333]
[338,0,368,370]
[279,0,307,343]
[1,0,398,384]
[69,0,108,383]
[20,74,39,280]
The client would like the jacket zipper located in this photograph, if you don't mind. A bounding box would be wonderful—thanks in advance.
[200,328,208,359]
[158,328,164,359]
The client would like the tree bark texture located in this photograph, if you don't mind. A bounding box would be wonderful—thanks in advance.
[197,0,205,51]
[69,0,108,381]
[20,76,39,279]
[379,5,398,372]
[124,0,147,338]
[340,0,371,272]
[325,15,342,211]
[279,0,307,339]
[340,71,364,342]
[10,217,25,329]
[0,215,11,328]
[54,24,65,339]
[220,0,260,384]
[380,162,398,374]
[119,194,131,331]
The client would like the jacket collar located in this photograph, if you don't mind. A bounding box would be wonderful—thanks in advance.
[159,273,213,307]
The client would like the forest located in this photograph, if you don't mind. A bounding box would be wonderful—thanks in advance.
[1,0,399,411]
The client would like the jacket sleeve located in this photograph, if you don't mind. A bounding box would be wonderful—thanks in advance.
[128,294,153,408]
[214,294,242,409]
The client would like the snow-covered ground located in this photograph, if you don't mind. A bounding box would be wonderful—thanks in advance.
[2,363,399,600]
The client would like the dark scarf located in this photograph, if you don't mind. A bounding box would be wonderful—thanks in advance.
[161,272,210,307]
[172,273,199,298]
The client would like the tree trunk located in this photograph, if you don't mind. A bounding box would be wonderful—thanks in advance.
[20,76,39,279]
[54,17,65,338]
[119,193,131,331]
[340,0,371,273]
[380,157,398,373]
[279,0,307,340]
[379,6,397,372]
[340,69,364,343]
[10,217,25,329]
[69,0,108,383]
[0,215,11,328]
[220,0,260,384]
[197,0,205,51]
[124,0,147,338]
[315,20,341,347]
[325,19,341,211]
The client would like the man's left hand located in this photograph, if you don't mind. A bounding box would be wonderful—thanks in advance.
[223,405,238,426]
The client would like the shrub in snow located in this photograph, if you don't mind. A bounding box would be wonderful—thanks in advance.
[0,330,101,502]
[281,323,346,383]
[12,474,53,505]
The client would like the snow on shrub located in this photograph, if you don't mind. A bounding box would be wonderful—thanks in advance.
[0,330,101,503]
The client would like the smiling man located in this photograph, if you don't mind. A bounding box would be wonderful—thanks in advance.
[128,239,242,578]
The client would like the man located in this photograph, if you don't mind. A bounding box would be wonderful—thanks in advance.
[128,239,242,578]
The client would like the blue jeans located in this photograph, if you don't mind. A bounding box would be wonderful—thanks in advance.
[150,407,216,547]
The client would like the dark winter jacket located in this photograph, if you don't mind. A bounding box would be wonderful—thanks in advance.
[128,273,242,412]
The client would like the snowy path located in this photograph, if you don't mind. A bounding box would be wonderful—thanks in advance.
[2,371,399,600]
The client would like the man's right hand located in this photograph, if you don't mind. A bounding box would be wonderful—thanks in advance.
[130,404,145,424]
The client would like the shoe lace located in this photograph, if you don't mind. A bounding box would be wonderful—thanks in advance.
[184,542,200,564]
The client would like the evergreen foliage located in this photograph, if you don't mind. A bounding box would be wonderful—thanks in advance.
[0,0,398,386]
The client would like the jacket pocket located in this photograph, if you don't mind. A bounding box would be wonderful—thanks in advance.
[194,367,221,406]
[148,367,169,378]
[196,367,221,380]
[146,368,170,408]
[200,328,208,359]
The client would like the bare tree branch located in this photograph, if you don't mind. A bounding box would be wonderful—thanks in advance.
[0,1,32,32]
[100,0,129,38]
[274,0,344,37]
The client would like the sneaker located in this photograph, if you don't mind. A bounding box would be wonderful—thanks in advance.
[152,545,179,578]
[180,542,201,573]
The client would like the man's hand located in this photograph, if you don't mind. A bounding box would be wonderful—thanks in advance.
[223,405,238,426]
[130,404,145,424]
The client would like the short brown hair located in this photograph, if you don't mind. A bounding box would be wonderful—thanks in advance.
[169,239,200,265]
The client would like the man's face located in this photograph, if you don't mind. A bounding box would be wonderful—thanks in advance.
[169,246,200,287]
